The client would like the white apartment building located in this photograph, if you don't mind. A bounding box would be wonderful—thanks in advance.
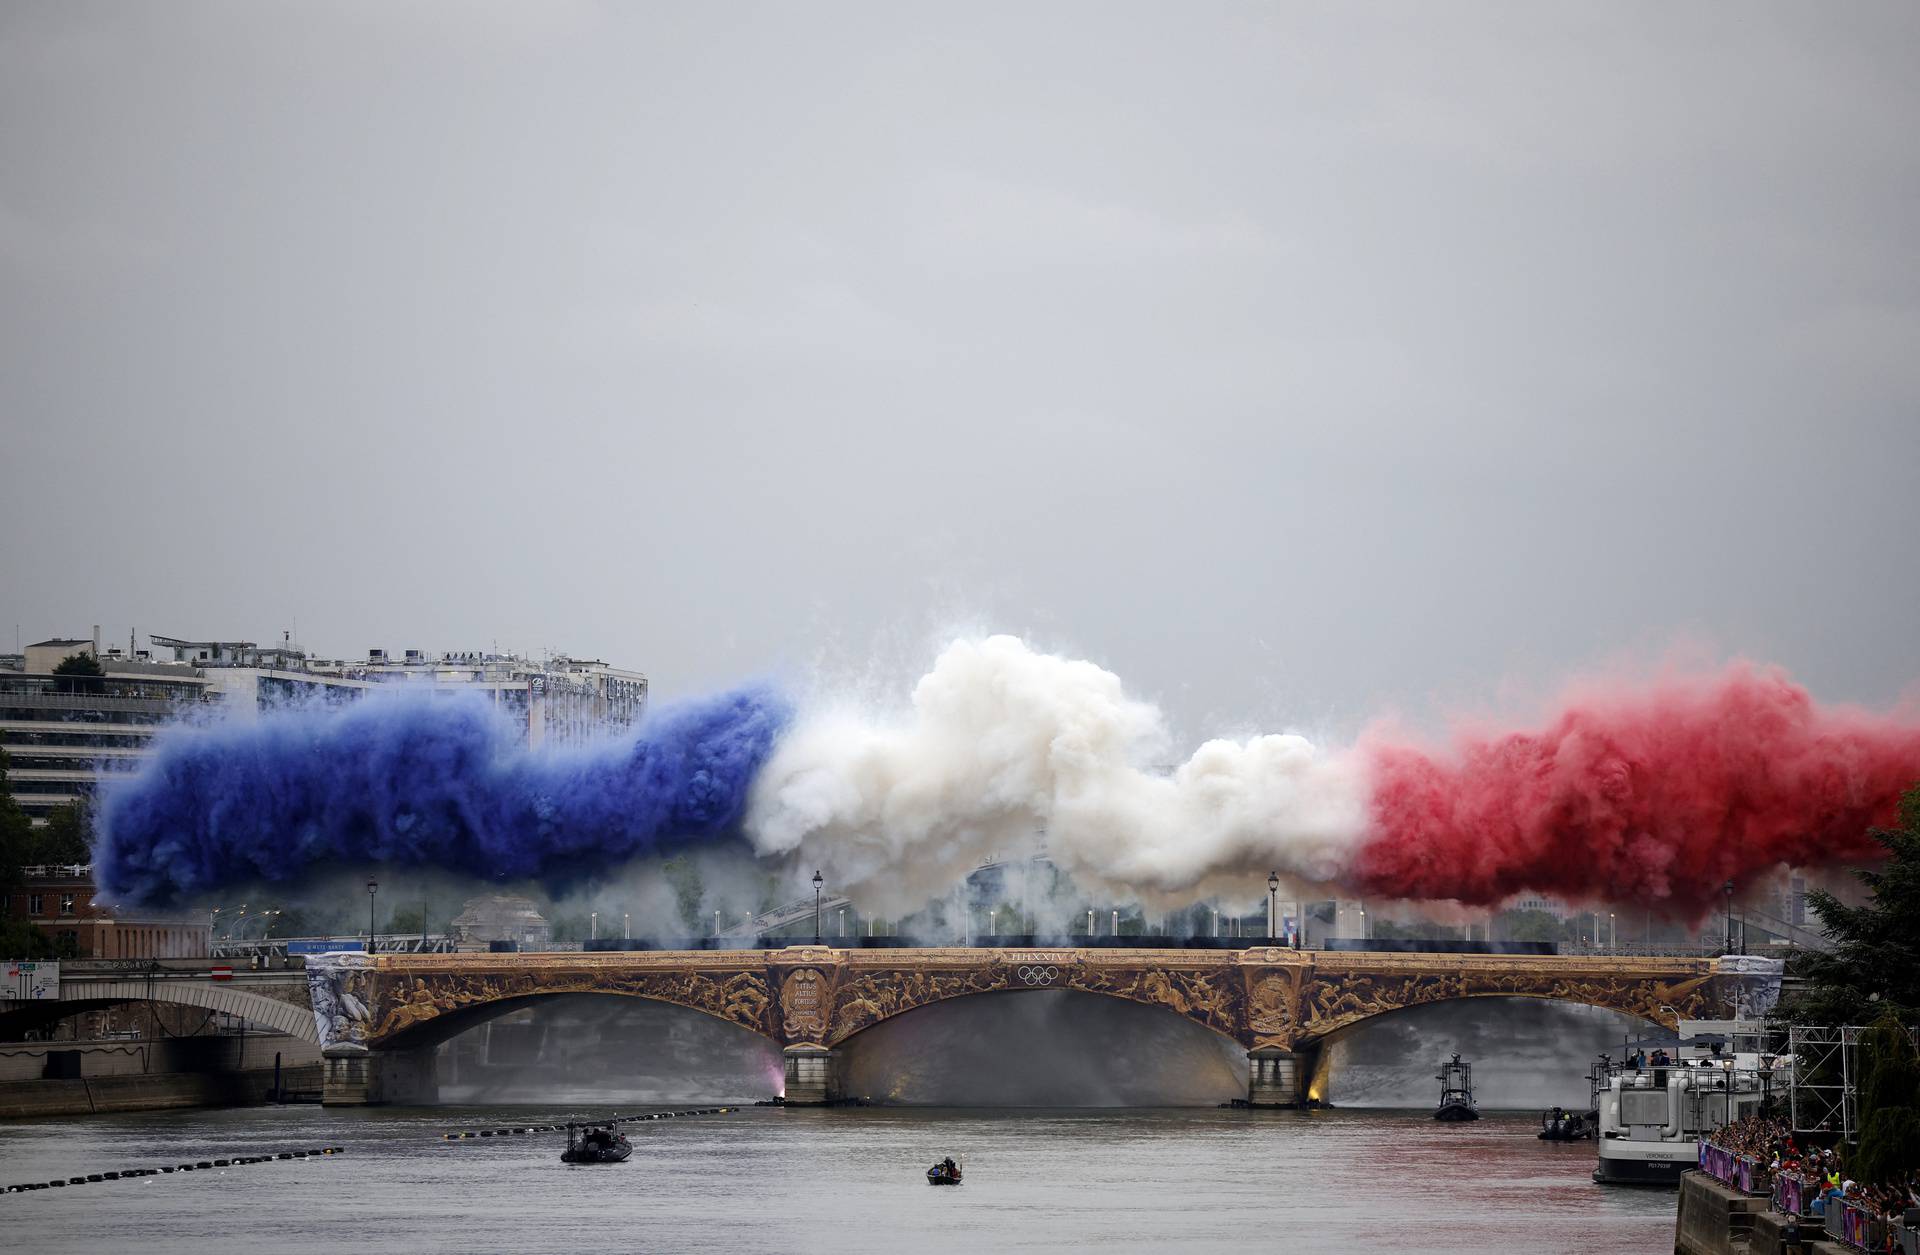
[148,635,647,744]
[1,628,649,821]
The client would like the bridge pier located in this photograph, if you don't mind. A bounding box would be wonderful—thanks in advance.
[782,1045,840,1106]
[1246,1046,1318,1108]
[322,1046,438,1107]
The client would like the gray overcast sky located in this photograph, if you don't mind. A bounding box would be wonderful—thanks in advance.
[3,1,1917,739]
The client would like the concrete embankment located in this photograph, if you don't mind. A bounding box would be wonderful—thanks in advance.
[1672,1171,1851,1255]
[0,1032,324,1119]
[0,1065,324,1119]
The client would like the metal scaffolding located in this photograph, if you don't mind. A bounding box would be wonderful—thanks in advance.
[1786,1023,1920,1139]
[1788,1024,1861,1138]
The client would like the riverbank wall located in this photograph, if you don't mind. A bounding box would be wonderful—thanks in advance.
[0,1033,323,1119]
[0,1065,324,1119]
[1672,1171,1854,1255]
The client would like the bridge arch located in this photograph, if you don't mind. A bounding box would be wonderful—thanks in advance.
[372,987,780,1053]
[1304,989,1666,1052]
[819,953,1250,1051]
[318,956,781,1055]
[1288,962,1722,1049]
[0,981,320,1044]
[831,986,1250,1105]
[830,978,1248,1053]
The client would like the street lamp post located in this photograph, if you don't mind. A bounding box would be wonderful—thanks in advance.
[623,913,630,941]
[366,879,378,949]
[1086,909,1094,936]
[1723,880,1734,952]
[591,911,598,942]
[812,871,823,945]
[1267,872,1279,941]
[838,907,846,939]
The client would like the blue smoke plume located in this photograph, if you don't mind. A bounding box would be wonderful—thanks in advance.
[95,685,792,906]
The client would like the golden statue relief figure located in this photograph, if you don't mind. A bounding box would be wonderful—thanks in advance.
[333,947,1762,1054]
[1246,972,1295,1036]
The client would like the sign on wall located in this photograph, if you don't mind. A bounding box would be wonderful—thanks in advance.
[4,961,59,999]
[285,940,365,956]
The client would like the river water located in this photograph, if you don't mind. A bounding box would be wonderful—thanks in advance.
[1,1103,1675,1253]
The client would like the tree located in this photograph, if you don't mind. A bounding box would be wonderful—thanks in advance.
[1371,917,1464,942]
[0,749,36,908]
[0,751,63,959]
[51,652,105,695]
[273,904,351,940]
[1774,784,1920,1026]
[0,917,63,959]
[661,855,704,933]
[1498,909,1563,944]
[1851,1012,1920,1186]
[33,800,92,866]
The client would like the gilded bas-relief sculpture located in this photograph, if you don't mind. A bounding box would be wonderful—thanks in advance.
[301,948,1760,1055]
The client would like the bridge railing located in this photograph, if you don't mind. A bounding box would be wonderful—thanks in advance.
[211,934,458,961]
[19,864,94,880]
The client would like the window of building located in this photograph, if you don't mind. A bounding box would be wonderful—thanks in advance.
[28,893,43,915]
[59,893,75,915]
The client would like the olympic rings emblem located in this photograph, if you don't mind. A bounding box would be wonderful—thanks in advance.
[1015,965,1059,987]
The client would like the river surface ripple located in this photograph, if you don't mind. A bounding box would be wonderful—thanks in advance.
[0,1105,1675,1254]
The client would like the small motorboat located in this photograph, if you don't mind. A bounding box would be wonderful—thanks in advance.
[1538,1106,1594,1141]
[1434,1053,1480,1122]
[561,1123,632,1165]
[926,1155,963,1186]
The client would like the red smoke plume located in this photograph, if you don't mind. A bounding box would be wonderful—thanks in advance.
[1353,665,1920,916]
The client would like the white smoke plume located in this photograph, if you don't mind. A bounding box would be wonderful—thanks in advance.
[745,635,1369,914]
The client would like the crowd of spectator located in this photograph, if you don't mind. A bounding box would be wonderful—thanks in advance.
[1707,1115,1919,1226]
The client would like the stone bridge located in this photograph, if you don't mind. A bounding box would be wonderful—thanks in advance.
[0,960,320,1063]
[307,947,1783,1106]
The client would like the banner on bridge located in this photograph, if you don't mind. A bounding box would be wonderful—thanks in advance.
[4,961,58,999]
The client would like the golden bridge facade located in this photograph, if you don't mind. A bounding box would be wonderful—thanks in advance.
[308,946,1782,1106]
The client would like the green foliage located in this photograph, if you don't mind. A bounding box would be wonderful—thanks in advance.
[661,855,704,932]
[0,750,38,907]
[1852,1012,1920,1186]
[33,800,93,865]
[1774,785,1920,1026]
[385,901,447,937]
[0,916,53,959]
[272,903,352,939]
[1498,909,1564,944]
[1371,917,1464,942]
[51,652,105,695]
